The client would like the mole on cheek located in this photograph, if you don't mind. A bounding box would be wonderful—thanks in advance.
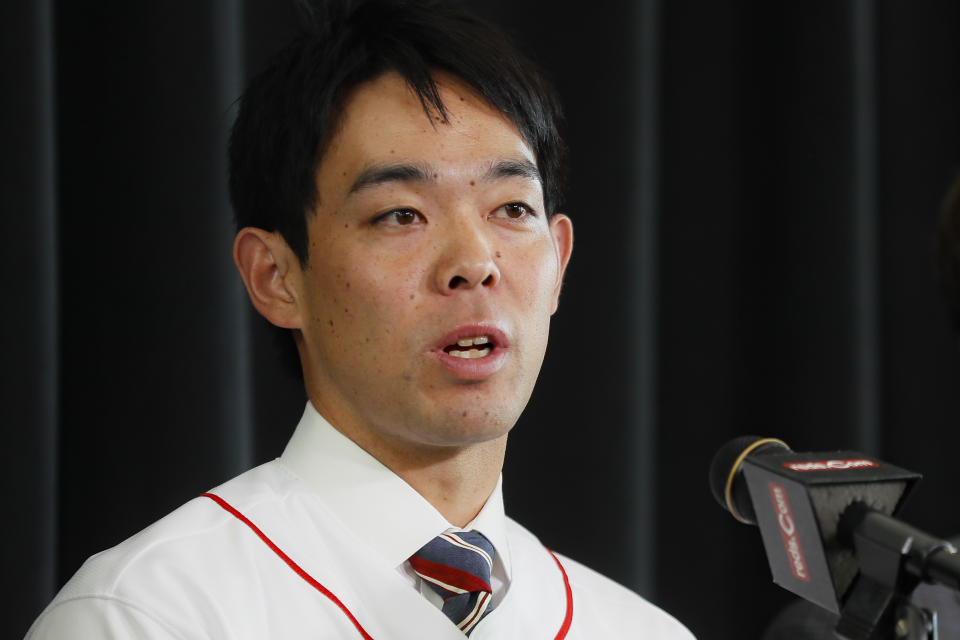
[496,251,502,258]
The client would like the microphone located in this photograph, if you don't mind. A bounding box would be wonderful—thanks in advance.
[710,436,960,639]
[708,436,960,621]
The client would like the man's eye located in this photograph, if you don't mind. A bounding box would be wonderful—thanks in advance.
[497,202,535,220]
[377,208,422,226]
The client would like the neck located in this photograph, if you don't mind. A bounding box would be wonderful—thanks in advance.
[333,424,507,527]
[308,398,509,527]
[384,437,507,527]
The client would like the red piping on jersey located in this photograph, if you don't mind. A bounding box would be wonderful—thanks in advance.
[201,492,375,640]
[546,548,574,639]
[202,492,574,639]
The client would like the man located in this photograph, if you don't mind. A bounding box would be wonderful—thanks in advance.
[27,1,693,638]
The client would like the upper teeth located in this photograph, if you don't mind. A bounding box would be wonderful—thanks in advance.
[447,335,492,359]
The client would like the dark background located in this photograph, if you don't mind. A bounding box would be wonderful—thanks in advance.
[4,1,960,638]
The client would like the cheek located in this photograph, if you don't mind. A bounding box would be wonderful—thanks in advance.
[508,244,560,307]
[327,257,429,343]
[302,264,367,347]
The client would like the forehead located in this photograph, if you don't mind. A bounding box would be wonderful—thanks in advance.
[318,71,537,187]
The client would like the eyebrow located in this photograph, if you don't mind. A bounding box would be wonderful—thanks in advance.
[347,158,542,195]
[348,163,433,194]
[483,158,542,185]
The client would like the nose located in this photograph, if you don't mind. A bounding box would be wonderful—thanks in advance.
[434,218,501,294]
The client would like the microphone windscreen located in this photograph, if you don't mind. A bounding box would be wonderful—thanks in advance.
[709,436,790,524]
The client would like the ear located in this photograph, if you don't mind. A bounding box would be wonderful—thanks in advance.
[548,214,574,314]
[233,227,303,329]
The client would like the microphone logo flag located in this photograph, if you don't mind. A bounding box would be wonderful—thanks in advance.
[768,482,810,582]
[783,459,879,472]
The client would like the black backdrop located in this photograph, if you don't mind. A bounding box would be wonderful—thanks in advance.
[4,1,960,638]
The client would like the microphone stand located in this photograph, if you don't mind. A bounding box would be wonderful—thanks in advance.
[835,575,937,639]
[835,502,960,640]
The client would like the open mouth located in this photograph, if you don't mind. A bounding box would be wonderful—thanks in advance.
[443,335,493,359]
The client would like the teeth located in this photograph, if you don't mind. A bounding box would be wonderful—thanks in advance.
[457,335,490,347]
[448,347,492,359]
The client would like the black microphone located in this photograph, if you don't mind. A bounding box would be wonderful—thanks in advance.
[712,437,960,639]
[709,436,792,526]
[710,437,946,612]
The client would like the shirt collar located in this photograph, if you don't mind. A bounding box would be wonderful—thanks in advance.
[279,402,512,578]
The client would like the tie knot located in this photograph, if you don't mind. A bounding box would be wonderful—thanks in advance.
[410,531,496,635]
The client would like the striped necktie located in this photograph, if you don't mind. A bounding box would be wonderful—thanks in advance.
[409,531,496,636]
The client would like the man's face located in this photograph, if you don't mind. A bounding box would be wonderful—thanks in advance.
[290,71,572,455]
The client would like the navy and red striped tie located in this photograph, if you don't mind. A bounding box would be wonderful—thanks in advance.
[409,531,496,636]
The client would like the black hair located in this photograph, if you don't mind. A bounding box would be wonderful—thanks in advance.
[935,172,960,337]
[229,0,566,263]
[228,0,567,378]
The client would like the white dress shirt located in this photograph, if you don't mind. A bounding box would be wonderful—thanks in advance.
[27,403,695,639]
[279,402,512,609]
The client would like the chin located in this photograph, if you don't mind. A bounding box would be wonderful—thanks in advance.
[420,408,517,447]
